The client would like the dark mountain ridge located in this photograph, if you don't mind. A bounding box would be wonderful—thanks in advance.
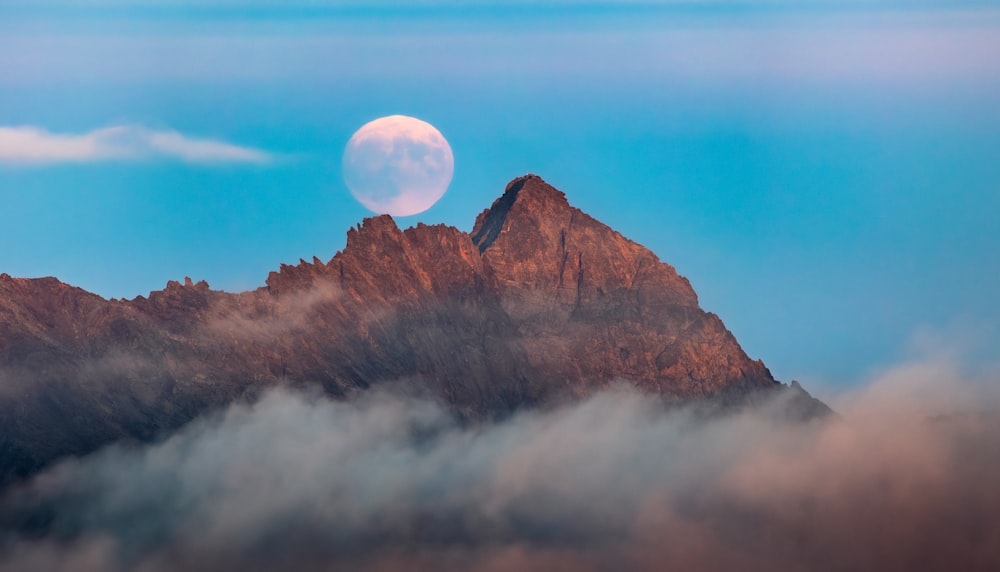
[0,174,827,485]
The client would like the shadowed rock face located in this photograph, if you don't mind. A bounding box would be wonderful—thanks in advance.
[0,174,827,484]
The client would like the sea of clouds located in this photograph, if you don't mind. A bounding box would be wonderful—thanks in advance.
[1,354,998,572]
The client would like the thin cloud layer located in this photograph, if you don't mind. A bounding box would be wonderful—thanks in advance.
[0,125,272,166]
[0,356,998,571]
[4,8,998,88]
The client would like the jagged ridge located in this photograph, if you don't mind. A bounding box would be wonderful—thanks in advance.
[0,175,828,485]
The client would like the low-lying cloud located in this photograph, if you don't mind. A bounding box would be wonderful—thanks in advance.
[0,125,272,166]
[1,357,998,572]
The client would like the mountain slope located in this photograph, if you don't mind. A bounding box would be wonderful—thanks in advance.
[0,174,827,485]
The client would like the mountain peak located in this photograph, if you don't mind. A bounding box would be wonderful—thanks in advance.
[469,174,699,312]
[471,174,570,252]
[0,173,823,486]
[345,214,402,249]
[357,214,400,234]
[504,173,568,203]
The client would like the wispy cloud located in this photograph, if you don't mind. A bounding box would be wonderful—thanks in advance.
[0,125,273,166]
[0,353,998,571]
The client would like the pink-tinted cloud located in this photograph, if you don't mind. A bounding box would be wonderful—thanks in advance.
[0,353,997,571]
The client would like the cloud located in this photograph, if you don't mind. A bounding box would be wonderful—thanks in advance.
[202,279,343,341]
[0,354,998,571]
[0,125,273,166]
[4,7,998,89]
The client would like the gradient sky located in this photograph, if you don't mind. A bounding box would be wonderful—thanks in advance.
[1,1,999,390]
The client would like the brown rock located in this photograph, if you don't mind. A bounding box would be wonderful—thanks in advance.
[0,175,825,485]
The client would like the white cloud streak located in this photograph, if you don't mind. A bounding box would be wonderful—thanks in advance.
[0,125,273,166]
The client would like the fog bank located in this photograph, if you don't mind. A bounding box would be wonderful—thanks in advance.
[1,357,998,571]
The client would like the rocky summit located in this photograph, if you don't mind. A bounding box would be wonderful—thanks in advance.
[0,175,827,484]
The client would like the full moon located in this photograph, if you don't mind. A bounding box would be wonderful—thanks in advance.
[342,115,454,217]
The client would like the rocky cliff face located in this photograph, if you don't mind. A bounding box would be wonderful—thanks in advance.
[0,175,827,484]
[471,176,775,399]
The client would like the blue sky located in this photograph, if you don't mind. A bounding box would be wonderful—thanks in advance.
[1,1,999,388]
